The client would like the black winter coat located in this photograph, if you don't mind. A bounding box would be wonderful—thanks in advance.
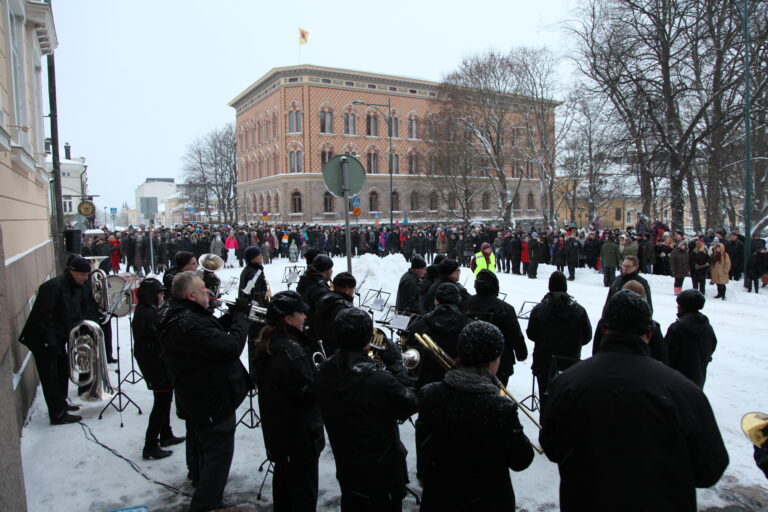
[422,276,470,313]
[396,269,423,315]
[312,291,354,355]
[564,238,580,264]
[158,298,251,427]
[526,292,592,377]
[316,350,418,501]
[132,293,170,390]
[238,261,268,306]
[253,325,325,461]
[408,304,471,389]
[726,239,744,272]
[540,333,729,512]
[607,270,653,313]
[689,249,710,280]
[665,311,718,388]
[592,317,669,365]
[462,294,527,383]
[746,250,768,280]
[417,367,534,512]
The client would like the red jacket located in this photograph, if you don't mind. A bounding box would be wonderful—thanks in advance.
[521,241,530,263]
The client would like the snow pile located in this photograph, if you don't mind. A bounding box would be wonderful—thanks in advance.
[20,256,768,511]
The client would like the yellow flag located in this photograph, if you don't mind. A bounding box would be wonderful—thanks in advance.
[299,28,309,45]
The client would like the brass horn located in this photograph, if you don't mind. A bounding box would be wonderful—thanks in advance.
[68,320,114,401]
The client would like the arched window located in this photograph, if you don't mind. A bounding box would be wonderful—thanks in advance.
[273,153,279,174]
[291,191,302,213]
[366,112,378,136]
[323,191,334,213]
[392,153,400,174]
[273,192,279,212]
[427,155,435,175]
[258,122,263,144]
[344,111,356,135]
[272,114,278,139]
[392,190,400,211]
[426,117,437,140]
[369,190,379,211]
[265,119,270,140]
[448,192,456,210]
[527,192,535,210]
[513,192,520,210]
[429,191,438,211]
[320,109,333,134]
[481,192,490,211]
[407,116,419,139]
[367,151,379,174]
[389,116,399,138]
[289,150,303,173]
[321,147,334,165]
[408,152,419,175]
[258,195,264,213]
[410,191,420,211]
[265,193,271,213]
[288,110,303,133]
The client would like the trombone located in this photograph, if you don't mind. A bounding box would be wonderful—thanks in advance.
[413,332,544,454]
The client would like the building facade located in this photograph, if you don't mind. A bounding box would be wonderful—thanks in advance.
[229,65,544,225]
[0,1,58,510]
[46,143,90,226]
[134,177,176,224]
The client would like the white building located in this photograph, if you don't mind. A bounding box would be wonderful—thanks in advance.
[134,177,176,224]
[45,143,88,225]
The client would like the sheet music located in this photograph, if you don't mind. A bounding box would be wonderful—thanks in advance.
[389,314,412,331]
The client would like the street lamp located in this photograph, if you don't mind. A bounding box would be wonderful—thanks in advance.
[353,98,393,228]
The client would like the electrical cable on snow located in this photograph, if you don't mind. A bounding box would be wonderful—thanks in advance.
[78,421,192,498]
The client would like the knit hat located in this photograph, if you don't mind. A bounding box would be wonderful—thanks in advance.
[481,242,491,251]
[474,269,499,296]
[411,254,427,269]
[676,289,705,313]
[601,290,653,336]
[548,271,568,293]
[311,254,334,272]
[335,308,373,349]
[304,249,321,266]
[435,282,462,305]
[266,290,309,326]
[457,321,505,366]
[244,246,261,261]
[531,232,539,238]
[438,258,460,276]
[67,256,91,273]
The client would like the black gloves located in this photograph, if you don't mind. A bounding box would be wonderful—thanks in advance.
[230,297,252,315]
[379,338,403,367]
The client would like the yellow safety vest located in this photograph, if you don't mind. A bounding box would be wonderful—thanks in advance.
[473,251,496,277]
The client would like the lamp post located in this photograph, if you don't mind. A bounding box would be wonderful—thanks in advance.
[353,98,393,228]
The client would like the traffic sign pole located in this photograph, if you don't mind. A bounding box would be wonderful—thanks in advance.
[342,156,352,273]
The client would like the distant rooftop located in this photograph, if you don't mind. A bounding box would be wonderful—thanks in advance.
[145,178,175,184]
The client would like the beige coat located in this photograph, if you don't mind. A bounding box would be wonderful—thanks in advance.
[710,243,731,285]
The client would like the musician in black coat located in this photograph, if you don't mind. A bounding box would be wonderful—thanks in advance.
[312,272,356,356]
[132,278,184,460]
[316,308,418,511]
[253,291,325,512]
[665,289,718,388]
[422,259,471,313]
[526,272,592,405]
[417,321,534,512]
[162,251,197,295]
[18,257,93,424]
[395,254,427,315]
[462,270,527,386]
[540,290,728,511]
[297,254,333,339]
[408,283,472,389]
[158,271,252,512]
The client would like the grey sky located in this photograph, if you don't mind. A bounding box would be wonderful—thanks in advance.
[47,0,576,214]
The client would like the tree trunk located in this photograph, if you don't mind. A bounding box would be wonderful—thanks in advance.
[686,172,702,233]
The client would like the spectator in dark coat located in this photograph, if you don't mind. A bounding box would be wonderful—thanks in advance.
[583,232,601,270]
[252,291,325,512]
[726,233,744,281]
[665,289,718,388]
[746,247,768,293]
[669,241,690,295]
[316,308,418,511]
[527,233,542,279]
[526,272,592,405]
[564,232,580,280]
[600,236,621,287]
[396,255,427,315]
[689,241,710,294]
[463,270,527,386]
[540,290,729,512]
[417,321,534,512]
[510,233,523,274]
[639,233,656,273]
[607,255,653,313]
[408,283,472,389]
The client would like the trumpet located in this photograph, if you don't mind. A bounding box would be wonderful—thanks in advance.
[312,339,328,368]
[370,328,421,370]
[217,299,268,324]
[413,332,544,454]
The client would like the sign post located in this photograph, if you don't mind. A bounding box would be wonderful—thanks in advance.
[322,155,365,272]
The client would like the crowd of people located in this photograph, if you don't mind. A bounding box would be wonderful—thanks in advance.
[19,218,768,511]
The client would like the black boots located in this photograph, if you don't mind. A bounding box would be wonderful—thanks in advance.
[142,445,173,460]
[159,434,186,447]
[51,412,82,425]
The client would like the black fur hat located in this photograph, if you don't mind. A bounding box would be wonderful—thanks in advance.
[458,321,505,366]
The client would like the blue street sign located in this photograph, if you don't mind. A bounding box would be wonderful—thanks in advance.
[110,207,117,215]
[351,198,361,208]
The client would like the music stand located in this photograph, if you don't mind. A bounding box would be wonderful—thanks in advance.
[519,374,540,413]
[498,292,508,302]
[281,265,305,290]
[361,289,390,313]
[237,335,261,429]
[99,276,143,425]
[516,301,539,320]
[121,278,144,386]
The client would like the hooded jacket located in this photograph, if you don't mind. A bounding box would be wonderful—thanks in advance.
[665,311,718,387]
[132,283,169,389]
[526,292,592,377]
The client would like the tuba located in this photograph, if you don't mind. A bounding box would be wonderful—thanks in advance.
[370,327,421,370]
[85,256,111,324]
[68,320,114,401]
[199,253,224,298]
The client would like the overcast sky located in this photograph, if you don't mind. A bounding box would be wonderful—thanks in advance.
[47,0,578,213]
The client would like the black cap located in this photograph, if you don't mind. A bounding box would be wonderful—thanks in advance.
[67,256,90,273]
[549,271,567,293]
[438,259,460,276]
[602,290,653,336]
[676,289,705,313]
[435,282,462,305]
[335,308,372,349]
[458,321,504,366]
[312,254,334,272]
[433,254,447,266]
[474,269,499,296]
[266,290,310,326]
[244,246,261,261]
[411,254,427,269]
[304,249,321,266]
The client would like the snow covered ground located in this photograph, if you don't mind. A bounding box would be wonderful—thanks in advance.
[20,253,768,511]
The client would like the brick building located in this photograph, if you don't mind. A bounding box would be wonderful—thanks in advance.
[229,65,544,225]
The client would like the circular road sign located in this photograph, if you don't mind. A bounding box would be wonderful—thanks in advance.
[353,207,362,217]
[322,155,365,198]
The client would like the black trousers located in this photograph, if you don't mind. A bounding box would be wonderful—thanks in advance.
[272,453,319,512]
[603,267,616,287]
[674,277,685,288]
[32,348,69,421]
[527,261,538,278]
[144,390,173,448]
[512,259,521,274]
[567,263,576,279]
[341,491,403,512]
[691,278,706,293]
[716,284,727,298]
[188,413,236,512]
[747,279,760,293]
